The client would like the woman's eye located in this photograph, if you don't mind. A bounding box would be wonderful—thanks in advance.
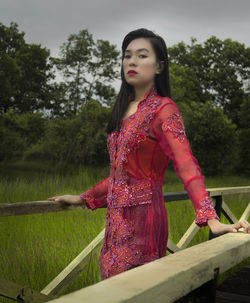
[124,55,131,59]
[139,55,147,58]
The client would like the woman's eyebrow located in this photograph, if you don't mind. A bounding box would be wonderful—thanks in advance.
[125,48,150,53]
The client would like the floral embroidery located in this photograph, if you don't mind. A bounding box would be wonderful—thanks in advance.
[195,196,220,227]
[99,207,159,280]
[80,191,97,210]
[162,112,186,142]
[106,85,163,208]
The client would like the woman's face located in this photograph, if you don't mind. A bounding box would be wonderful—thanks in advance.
[123,38,161,89]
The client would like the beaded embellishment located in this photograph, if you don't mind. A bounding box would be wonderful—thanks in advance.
[107,85,163,208]
[99,206,160,279]
[162,112,186,142]
[195,197,220,227]
[80,191,97,210]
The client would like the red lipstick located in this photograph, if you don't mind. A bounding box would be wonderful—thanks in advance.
[127,70,137,75]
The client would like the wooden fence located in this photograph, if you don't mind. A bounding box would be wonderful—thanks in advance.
[0,186,250,302]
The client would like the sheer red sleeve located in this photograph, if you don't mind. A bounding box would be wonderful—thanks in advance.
[152,100,220,227]
[80,177,109,210]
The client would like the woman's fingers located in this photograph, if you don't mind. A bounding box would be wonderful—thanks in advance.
[47,196,63,202]
[232,220,250,233]
[47,195,85,206]
[47,196,57,201]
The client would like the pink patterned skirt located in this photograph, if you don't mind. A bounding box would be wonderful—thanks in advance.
[99,185,169,280]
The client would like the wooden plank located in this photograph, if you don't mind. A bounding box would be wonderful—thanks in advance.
[166,239,181,253]
[0,201,86,217]
[239,202,250,221]
[0,192,191,217]
[208,186,250,197]
[0,277,53,302]
[41,228,105,296]
[1,187,249,217]
[221,200,238,224]
[163,191,189,202]
[46,232,250,303]
[177,221,200,249]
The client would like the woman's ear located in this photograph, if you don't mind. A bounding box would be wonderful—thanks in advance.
[156,61,165,74]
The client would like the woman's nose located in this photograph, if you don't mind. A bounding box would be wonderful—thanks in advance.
[129,60,137,67]
[128,55,137,66]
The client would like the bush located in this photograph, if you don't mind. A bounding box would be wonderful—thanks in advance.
[238,96,250,175]
[179,101,239,175]
[0,110,45,160]
[24,100,111,166]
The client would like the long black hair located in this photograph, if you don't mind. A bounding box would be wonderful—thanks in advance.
[106,28,171,134]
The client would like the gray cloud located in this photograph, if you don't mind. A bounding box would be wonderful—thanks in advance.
[1,0,249,57]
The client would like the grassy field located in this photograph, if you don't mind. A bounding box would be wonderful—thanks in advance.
[0,162,249,302]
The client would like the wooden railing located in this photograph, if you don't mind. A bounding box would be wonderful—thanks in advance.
[0,186,250,302]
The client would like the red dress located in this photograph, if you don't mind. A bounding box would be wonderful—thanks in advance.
[80,85,220,280]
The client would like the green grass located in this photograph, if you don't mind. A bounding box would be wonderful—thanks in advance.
[0,164,249,302]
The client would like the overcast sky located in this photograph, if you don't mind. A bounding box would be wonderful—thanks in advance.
[1,0,249,89]
[1,0,250,55]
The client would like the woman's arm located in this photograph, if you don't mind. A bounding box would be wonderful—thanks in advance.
[79,176,110,210]
[152,100,250,233]
[48,176,110,211]
[152,100,219,227]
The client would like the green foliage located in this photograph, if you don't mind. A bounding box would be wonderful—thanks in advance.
[169,63,201,104]
[0,110,45,160]
[169,36,250,125]
[0,22,53,115]
[238,96,250,175]
[77,100,111,164]
[52,28,120,115]
[180,101,239,175]
[24,100,111,165]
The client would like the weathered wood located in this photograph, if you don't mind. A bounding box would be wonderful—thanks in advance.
[1,186,250,217]
[208,186,250,196]
[0,277,53,302]
[46,233,250,303]
[41,229,105,296]
[166,239,181,253]
[177,221,200,249]
[221,200,238,224]
[239,202,250,221]
[0,201,86,217]
[163,191,189,202]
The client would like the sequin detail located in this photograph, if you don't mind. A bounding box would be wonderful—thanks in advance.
[107,85,163,208]
[99,207,160,280]
[195,196,220,227]
[80,191,97,210]
[162,112,186,142]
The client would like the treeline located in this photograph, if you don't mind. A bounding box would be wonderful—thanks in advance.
[0,22,250,175]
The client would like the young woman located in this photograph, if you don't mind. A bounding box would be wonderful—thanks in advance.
[48,28,250,280]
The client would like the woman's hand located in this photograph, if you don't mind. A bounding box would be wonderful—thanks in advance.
[208,218,250,235]
[47,195,87,208]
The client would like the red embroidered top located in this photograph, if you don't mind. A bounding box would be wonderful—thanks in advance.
[80,85,220,280]
[80,85,219,227]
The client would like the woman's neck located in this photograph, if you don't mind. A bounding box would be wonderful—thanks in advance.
[133,82,154,102]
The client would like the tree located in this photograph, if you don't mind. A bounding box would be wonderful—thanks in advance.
[24,99,110,166]
[238,96,250,175]
[0,110,45,160]
[0,22,53,115]
[53,29,120,115]
[169,36,250,124]
[180,101,239,175]
[169,63,201,104]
